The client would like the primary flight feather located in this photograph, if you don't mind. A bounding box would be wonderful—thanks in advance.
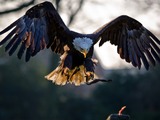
[0,1,160,86]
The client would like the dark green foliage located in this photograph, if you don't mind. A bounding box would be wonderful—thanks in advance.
[91,67,160,120]
[1,52,160,120]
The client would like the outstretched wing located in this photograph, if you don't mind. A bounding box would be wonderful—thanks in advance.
[0,1,70,62]
[94,15,160,70]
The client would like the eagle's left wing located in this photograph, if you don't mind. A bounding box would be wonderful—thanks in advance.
[94,15,160,70]
[0,1,71,62]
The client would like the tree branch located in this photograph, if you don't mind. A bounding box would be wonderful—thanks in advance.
[67,0,84,26]
[0,0,35,15]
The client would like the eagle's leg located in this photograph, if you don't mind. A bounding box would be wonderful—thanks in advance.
[63,53,72,75]
[84,58,96,82]
[45,52,72,85]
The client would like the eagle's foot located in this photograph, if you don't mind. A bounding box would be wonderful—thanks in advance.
[63,67,70,76]
[85,71,94,81]
[91,58,98,65]
[86,79,112,85]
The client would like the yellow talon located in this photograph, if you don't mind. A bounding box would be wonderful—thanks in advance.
[63,67,70,75]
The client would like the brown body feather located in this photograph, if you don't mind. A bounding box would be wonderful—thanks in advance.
[45,46,95,86]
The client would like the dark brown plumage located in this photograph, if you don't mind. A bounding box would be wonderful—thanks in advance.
[0,1,160,86]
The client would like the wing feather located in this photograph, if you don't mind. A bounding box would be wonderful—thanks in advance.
[128,38,138,67]
[17,41,26,59]
[131,39,141,68]
[0,26,19,45]
[5,34,18,51]
[0,1,71,61]
[94,15,160,70]
[122,32,129,62]
[145,50,155,66]
[150,47,160,63]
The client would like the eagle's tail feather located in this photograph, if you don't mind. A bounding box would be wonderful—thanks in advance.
[45,65,91,86]
[69,66,87,85]
[44,64,67,85]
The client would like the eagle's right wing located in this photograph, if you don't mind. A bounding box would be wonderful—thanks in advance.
[0,1,71,62]
[94,15,160,70]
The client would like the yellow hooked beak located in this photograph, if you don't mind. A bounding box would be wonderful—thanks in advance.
[81,50,87,58]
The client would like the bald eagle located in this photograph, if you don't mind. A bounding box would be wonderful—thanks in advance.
[0,1,160,86]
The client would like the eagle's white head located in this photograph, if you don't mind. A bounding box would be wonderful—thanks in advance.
[73,37,93,58]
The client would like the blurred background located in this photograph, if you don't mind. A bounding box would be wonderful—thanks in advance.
[0,0,160,120]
